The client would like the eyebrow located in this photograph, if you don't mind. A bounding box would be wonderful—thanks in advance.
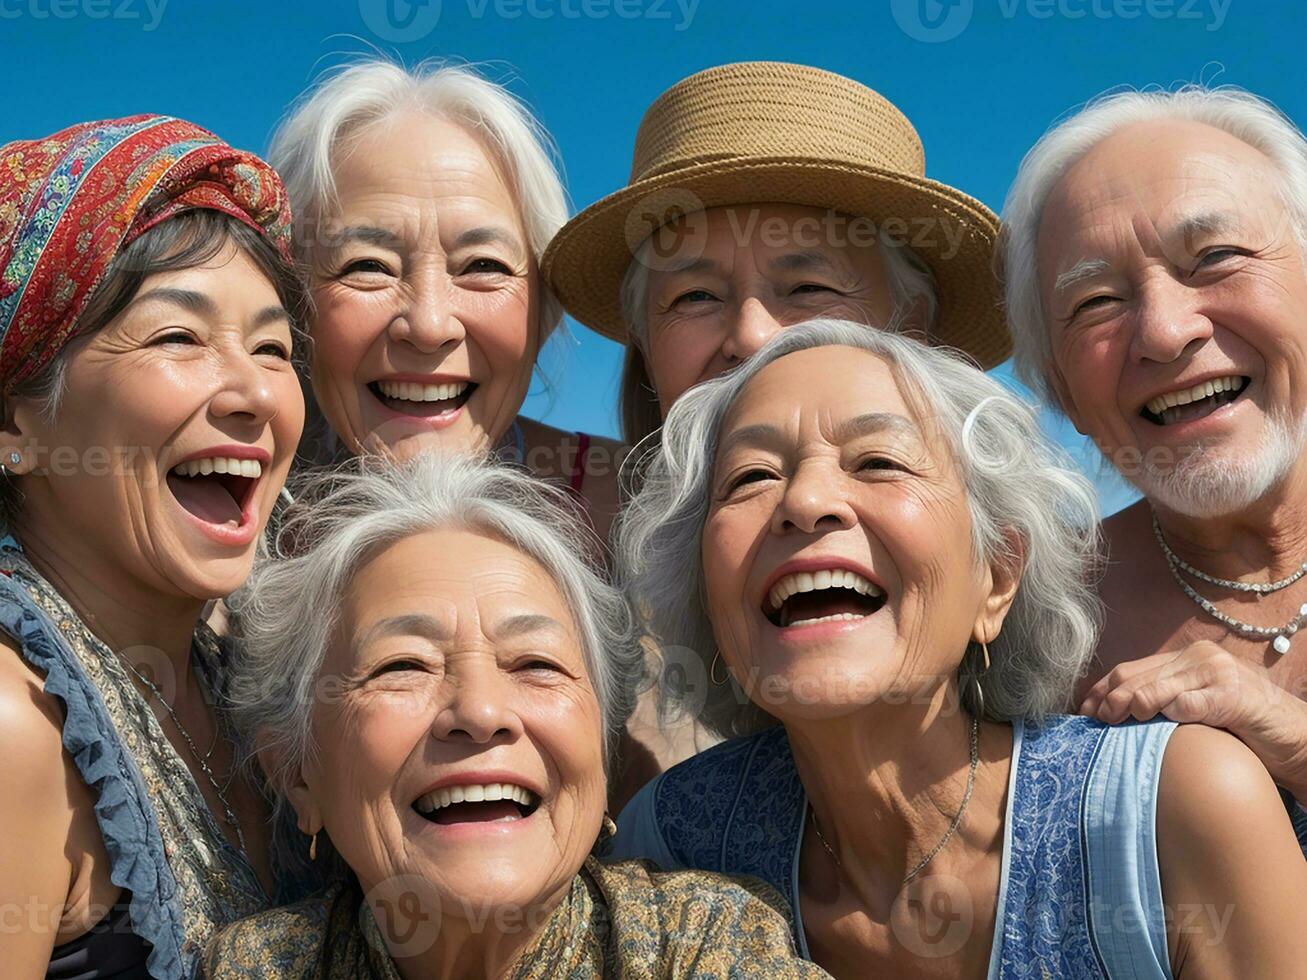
[352,613,449,657]
[452,225,525,253]
[490,613,566,642]
[1053,258,1112,295]
[652,255,721,277]
[768,250,840,275]
[1173,210,1235,241]
[130,287,288,328]
[833,411,918,442]
[330,224,404,249]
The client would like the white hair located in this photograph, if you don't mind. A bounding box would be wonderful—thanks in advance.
[1002,85,1307,403]
[269,57,570,338]
[616,318,1102,737]
[227,454,643,802]
[1137,408,1307,519]
[618,225,940,355]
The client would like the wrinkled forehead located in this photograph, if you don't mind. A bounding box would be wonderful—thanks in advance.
[651,202,886,270]
[716,345,937,451]
[1037,120,1286,273]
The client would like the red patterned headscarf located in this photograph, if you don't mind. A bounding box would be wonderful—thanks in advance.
[0,114,294,393]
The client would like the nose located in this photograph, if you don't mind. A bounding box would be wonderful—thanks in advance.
[1129,275,1213,365]
[771,458,857,535]
[209,346,282,426]
[430,661,522,745]
[388,271,466,354]
[721,296,786,363]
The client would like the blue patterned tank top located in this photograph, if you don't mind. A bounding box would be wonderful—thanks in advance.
[611,714,1180,979]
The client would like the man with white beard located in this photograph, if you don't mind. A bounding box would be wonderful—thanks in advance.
[1003,85,1307,814]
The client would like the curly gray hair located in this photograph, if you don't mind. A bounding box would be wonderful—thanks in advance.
[227,453,643,801]
[616,318,1103,737]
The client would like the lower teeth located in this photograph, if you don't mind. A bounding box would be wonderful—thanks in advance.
[787,612,866,627]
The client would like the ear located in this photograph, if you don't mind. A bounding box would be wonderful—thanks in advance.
[975,528,1026,646]
[0,395,44,476]
[257,732,323,835]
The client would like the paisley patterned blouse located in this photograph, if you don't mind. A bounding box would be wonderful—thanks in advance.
[202,856,827,978]
[0,538,270,978]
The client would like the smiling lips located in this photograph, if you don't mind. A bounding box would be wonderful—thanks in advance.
[370,379,476,419]
[166,454,263,532]
[413,782,540,826]
[1141,375,1248,426]
[764,567,887,628]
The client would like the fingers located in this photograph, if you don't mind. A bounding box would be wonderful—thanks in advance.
[1079,650,1190,719]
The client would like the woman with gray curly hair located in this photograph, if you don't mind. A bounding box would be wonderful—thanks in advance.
[608,318,1307,977]
[202,454,823,979]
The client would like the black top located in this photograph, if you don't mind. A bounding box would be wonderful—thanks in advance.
[47,895,152,979]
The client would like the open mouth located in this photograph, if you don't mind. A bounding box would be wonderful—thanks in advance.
[1140,375,1248,427]
[412,783,540,826]
[369,379,476,418]
[166,456,261,528]
[764,568,887,628]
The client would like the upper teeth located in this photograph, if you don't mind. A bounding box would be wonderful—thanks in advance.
[377,380,469,402]
[171,457,262,478]
[1145,376,1244,416]
[414,782,536,814]
[768,568,884,611]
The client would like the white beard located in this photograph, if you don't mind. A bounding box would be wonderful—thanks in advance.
[1127,408,1307,519]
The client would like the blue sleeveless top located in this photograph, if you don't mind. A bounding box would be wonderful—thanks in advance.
[611,714,1178,979]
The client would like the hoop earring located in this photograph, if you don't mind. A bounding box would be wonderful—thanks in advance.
[308,831,318,862]
[969,639,992,720]
[710,651,728,686]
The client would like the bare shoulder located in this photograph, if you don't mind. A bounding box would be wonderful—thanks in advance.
[1158,724,1290,851]
[0,633,69,782]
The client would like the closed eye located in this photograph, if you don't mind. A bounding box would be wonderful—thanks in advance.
[370,659,425,678]
[859,456,905,473]
[151,330,198,347]
[1191,247,1246,274]
[1068,294,1119,319]
[792,282,839,295]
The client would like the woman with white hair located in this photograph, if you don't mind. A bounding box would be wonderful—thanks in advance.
[201,454,822,978]
[269,59,624,540]
[609,318,1307,977]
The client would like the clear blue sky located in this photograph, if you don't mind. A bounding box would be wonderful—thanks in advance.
[4,0,1304,515]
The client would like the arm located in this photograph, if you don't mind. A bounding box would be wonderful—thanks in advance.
[1157,724,1307,979]
[0,638,79,977]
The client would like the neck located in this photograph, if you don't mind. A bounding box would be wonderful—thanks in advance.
[15,514,203,673]
[1153,460,1307,581]
[786,687,1008,904]
[383,890,565,980]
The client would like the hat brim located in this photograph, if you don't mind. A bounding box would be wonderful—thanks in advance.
[542,157,1010,368]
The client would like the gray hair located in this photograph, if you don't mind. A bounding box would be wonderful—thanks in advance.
[616,318,1102,737]
[227,454,643,802]
[268,57,570,339]
[619,226,940,356]
[1002,85,1307,403]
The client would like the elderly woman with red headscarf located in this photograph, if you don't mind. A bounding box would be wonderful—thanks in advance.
[0,116,307,978]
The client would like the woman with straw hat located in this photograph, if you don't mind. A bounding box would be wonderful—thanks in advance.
[543,60,1008,450]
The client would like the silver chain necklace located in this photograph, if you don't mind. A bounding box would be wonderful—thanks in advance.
[809,712,980,884]
[116,652,248,854]
[1153,514,1307,655]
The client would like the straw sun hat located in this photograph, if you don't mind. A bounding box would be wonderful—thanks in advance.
[542,61,1009,368]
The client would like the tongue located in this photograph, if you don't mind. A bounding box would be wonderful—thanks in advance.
[167,474,242,526]
[432,800,524,825]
